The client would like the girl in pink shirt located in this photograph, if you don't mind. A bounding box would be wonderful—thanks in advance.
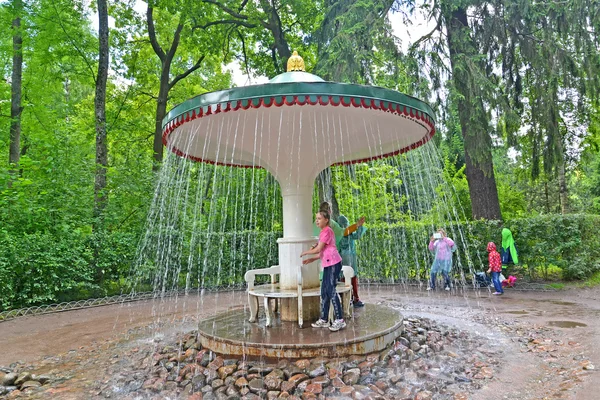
[300,210,346,332]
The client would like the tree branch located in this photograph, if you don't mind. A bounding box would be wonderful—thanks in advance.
[409,17,442,51]
[193,19,256,30]
[238,0,249,12]
[237,30,251,78]
[202,0,270,29]
[147,6,165,61]
[48,1,96,82]
[166,21,185,61]
[139,90,158,100]
[202,0,250,20]
[169,55,206,90]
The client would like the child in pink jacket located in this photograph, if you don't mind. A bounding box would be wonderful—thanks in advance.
[487,242,503,295]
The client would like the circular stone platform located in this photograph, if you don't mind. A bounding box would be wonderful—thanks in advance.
[198,303,403,359]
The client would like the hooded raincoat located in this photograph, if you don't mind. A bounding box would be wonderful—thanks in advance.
[337,215,367,275]
[501,228,519,266]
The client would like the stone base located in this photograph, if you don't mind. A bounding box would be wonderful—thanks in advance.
[198,303,403,359]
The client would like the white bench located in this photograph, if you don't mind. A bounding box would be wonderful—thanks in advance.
[244,265,354,328]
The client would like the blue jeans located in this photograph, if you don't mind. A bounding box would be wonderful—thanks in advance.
[430,271,451,289]
[491,271,504,293]
[321,262,343,321]
[334,261,343,282]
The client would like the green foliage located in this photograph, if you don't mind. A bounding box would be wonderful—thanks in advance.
[440,161,471,220]
[492,150,529,219]
[579,271,600,288]
[315,0,399,84]
[0,229,140,311]
[355,214,600,282]
[513,214,600,280]
[0,230,91,310]
[546,283,565,290]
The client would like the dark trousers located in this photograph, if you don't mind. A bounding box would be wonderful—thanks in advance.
[351,276,360,302]
[430,271,451,289]
[321,262,343,321]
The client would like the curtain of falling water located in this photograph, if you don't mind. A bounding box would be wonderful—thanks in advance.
[128,107,487,320]
[324,141,483,291]
[318,111,483,292]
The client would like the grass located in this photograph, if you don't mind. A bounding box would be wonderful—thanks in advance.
[545,282,566,290]
[578,271,600,288]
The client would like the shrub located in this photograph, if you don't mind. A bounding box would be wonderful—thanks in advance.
[1,214,598,311]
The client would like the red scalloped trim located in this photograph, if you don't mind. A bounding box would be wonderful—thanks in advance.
[296,95,308,106]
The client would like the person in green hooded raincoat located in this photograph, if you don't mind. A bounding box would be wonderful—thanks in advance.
[312,202,365,283]
[313,202,361,247]
[337,214,367,307]
[501,228,519,273]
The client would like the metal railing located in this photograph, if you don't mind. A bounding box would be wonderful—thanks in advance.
[0,290,184,322]
[0,279,557,322]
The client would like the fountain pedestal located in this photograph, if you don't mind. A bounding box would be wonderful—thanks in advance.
[277,184,321,321]
[276,238,320,321]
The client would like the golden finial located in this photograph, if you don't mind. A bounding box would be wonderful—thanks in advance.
[287,50,305,72]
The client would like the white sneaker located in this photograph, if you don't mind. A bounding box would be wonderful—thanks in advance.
[329,319,346,332]
[311,319,329,328]
[445,287,450,291]
[426,287,433,291]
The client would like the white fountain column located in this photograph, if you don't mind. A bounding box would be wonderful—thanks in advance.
[277,182,320,290]
[276,178,322,321]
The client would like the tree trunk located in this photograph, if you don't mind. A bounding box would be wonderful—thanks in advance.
[267,9,291,72]
[316,168,340,221]
[544,180,550,213]
[445,7,502,221]
[153,69,170,169]
[550,104,569,214]
[258,0,291,72]
[330,184,340,221]
[9,0,23,176]
[556,141,568,214]
[317,169,329,209]
[148,7,207,171]
[464,151,501,220]
[94,0,109,223]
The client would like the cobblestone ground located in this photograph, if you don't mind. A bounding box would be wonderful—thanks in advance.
[1,285,599,399]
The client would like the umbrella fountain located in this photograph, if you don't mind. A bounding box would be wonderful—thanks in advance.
[162,51,436,358]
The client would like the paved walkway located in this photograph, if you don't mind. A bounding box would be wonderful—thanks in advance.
[1,285,599,399]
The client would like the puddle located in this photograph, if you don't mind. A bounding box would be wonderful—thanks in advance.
[504,310,529,315]
[548,301,577,306]
[547,320,587,328]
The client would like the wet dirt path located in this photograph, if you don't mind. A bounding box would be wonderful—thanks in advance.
[378,285,600,399]
[1,286,600,399]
